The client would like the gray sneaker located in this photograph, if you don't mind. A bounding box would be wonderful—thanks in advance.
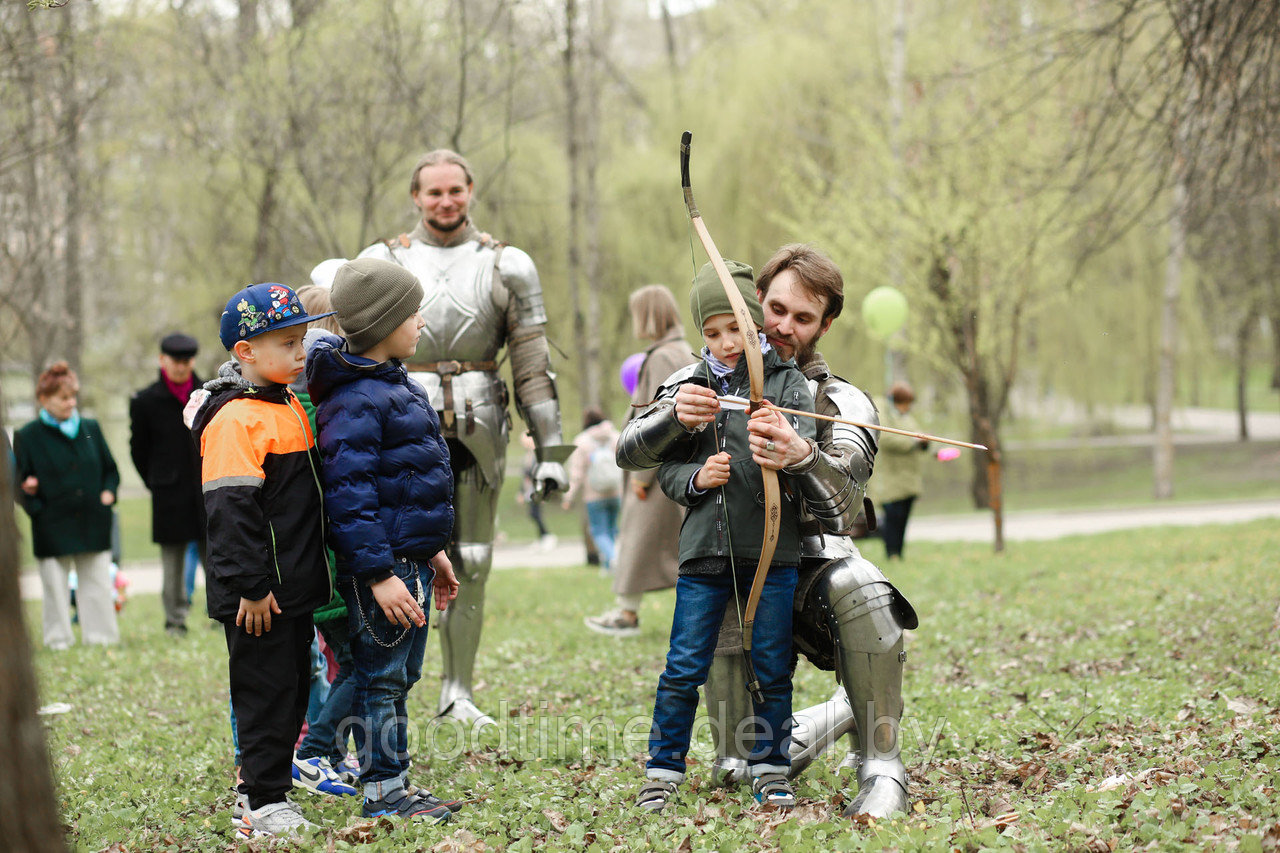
[234,800,317,838]
[584,609,639,637]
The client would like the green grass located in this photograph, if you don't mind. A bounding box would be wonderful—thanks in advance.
[29,520,1280,851]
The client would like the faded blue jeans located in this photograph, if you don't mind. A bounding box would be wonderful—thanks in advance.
[296,617,354,767]
[340,557,433,792]
[647,567,797,781]
[585,497,621,569]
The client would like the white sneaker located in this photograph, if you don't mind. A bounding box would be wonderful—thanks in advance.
[539,533,558,551]
[234,800,317,838]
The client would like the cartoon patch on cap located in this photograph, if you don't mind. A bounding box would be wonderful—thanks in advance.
[265,285,302,323]
[236,298,268,340]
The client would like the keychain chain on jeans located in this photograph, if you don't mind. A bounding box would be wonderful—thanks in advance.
[353,566,425,649]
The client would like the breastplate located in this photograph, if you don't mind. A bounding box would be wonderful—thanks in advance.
[390,240,505,363]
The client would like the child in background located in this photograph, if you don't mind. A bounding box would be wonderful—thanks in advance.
[635,260,815,812]
[191,283,335,838]
[307,258,461,824]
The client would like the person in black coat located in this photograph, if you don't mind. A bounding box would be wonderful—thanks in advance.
[129,332,206,635]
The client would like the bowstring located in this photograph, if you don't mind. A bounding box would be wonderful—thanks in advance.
[686,218,749,657]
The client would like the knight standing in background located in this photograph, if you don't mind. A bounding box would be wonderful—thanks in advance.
[617,244,917,818]
[358,149,571,728]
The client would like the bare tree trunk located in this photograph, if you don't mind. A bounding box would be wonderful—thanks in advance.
[56,8,84,376]
[885,0,909,386]
[237,0,258,48]
[1235,315,1252,440]
[658,0,681,109]
[1154,167,1186,499]
[0,394,66,852]
[450,0,469,151]
[579,0,607,411]
[563,0,588,407]
[250,161,279,283]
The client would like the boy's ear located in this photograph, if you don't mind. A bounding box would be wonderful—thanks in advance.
[232,339,255,363]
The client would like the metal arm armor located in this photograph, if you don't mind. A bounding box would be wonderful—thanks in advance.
[791,380,880,534]
[496,246,548,327]
[615,362,702,471]
[521,397,565,453]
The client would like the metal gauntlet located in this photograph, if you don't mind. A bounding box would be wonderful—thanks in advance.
[789,445,870,533]
[616,399,691,471]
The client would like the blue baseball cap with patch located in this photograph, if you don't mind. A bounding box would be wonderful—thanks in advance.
[219,282,336,351]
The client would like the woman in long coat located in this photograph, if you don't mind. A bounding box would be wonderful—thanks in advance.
[585,285,695,636]
[15,361,121,648]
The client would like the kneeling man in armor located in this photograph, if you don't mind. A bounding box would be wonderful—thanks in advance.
[617,244,917,818]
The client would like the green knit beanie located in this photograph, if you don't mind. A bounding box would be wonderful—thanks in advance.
[688,259,762,330]
[330,258,424,354]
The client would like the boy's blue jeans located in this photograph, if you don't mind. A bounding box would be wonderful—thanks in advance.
[340,557,433,793]
[647,567,797,781]
[297,617,354,767]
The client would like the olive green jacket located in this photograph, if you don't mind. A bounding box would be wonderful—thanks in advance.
[869,406,927,504]
[656,349,816,571]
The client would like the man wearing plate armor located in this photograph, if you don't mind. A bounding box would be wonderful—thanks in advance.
[616,244,917,819]
[358,149,571,728]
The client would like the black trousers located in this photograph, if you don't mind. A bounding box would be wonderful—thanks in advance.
[224,614,313,810]
[879,496,917,559]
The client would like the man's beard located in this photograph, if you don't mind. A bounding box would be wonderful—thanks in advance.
[427,214,467,233]
[792,336,820,366]
[773,332,820,366]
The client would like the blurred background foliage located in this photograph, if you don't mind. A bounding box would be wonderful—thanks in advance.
[3,0,1278,504]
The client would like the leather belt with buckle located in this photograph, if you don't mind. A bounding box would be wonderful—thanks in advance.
[402,360,498,435]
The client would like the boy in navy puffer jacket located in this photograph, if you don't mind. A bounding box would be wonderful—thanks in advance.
[306,258,462,825]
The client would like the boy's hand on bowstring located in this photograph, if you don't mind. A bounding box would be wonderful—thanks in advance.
[694,451,732,490]
[429,550,460,611]
[370,574,427,628]
[674,383,720,430]
[237,592,281,636]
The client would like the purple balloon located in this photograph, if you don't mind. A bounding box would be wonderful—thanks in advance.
[620,352,645,397]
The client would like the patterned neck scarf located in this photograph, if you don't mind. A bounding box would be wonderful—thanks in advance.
[700,333,771,393]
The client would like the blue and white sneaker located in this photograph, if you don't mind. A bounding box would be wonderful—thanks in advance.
[292,754,359,797]
[752,773,796,809]
[334,754,361,787]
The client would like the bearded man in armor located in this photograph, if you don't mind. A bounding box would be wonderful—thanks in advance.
[358,149,571,728]
[616,244,917,818]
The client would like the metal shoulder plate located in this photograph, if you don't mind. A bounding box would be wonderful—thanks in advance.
[821,377,880,458]
[495,245,547,327]
[356,241,396,262]
[653,361,704,399]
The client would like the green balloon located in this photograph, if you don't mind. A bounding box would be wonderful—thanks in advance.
[861,286,908,338]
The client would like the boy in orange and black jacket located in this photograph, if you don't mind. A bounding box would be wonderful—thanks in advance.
[189,282,336,839]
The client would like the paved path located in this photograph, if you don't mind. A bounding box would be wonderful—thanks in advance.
[20,497,1280,601]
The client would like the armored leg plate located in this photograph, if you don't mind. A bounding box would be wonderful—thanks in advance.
[437,541,495,729]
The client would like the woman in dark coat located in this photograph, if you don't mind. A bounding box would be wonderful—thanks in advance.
[585,285,695,637]
[14,362,121,648]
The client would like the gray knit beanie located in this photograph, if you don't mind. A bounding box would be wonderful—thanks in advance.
[688,259,762,329]
[330,258,424,354]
